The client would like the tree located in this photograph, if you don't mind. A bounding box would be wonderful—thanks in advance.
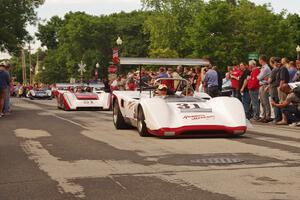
[36,16,63,50]
[34,11,150,83]
[0,0,44,53]
[143,0,203,57]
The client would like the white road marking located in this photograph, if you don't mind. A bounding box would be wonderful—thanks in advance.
[15,129,51,139]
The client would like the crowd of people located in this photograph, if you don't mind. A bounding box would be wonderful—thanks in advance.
[109,56,300,126]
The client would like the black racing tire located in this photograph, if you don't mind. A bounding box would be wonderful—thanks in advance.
[61,101,66,111]
[113,100,129,129]
[137,108,151,137]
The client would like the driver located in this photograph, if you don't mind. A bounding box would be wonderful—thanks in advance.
[76,86,83,93]
[156,84,168,98]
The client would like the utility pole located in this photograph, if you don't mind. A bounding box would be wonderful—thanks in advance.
[28,43,32,85]
[35,51,39,76]
[21,49,27,84]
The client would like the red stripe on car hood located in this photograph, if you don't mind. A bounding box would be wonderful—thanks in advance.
[74,93,98,100]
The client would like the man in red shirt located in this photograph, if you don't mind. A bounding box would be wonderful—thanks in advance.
[230,65,242,100]
[247,60,261,121]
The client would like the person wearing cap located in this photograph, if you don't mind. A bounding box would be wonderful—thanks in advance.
[0,62,10,117]
[155,84,168,98]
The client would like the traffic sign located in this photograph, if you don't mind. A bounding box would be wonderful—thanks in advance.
[248,53,259,60]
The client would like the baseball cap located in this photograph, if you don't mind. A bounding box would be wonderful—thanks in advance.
[0,61,6,67]
[158,84,168,90]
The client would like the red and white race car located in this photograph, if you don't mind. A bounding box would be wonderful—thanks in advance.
[55,84,111,111]
[112,58,247,137]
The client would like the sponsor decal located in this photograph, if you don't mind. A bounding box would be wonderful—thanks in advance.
[183,115,215,120]
[176,103,212,113]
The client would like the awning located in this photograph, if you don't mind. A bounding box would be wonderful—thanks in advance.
[119,57,210,66]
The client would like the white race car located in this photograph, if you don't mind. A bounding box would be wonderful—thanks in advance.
[27,88,53,100]
[56,84,111,111]
[112,58,247,137]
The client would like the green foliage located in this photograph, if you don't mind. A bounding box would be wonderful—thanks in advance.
[0,0,44,53]
[149,48,179,58]
[34,11,150,83]
[144,0,300,69]
[36,16,63,49]
[143,0,203,57]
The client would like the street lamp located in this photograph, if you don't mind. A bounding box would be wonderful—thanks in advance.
[296,45,300,60]
[95,62,100,82]
[116,36,123,46]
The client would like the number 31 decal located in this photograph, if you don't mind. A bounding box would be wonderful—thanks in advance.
[176,103,200,109]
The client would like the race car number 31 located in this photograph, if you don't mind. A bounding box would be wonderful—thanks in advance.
[176,103,212,113]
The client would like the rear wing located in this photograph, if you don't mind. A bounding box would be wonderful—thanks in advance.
[119,57,210,66]
[118,57,210,94]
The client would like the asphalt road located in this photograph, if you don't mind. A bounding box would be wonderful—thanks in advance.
[1,98,300,200]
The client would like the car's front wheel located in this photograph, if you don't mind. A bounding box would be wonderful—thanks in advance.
[113,100,129,129]
[137,108,150,137]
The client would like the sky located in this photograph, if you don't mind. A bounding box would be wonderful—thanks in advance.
[1,0,300,59]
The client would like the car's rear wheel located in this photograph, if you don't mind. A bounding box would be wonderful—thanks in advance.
[137,108,150,137]
[113,100,129,129]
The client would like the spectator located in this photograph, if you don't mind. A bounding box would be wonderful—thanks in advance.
[278,57,290,102]
[118,75,127,91]
[183,67,191,80]
[258,55,272,123]
[239,63,252,119]
[194,66,202,92]
[172,66,182,88]
[247,60,261,121]
[203,65,219,98]
[292,60,300,82]
[0,62,10,117]
[102,77,111,93]
[191,66,201,90]
[288,61,297,82]
[272,84,300,125]
[212,66,223,94]
[110,77,119,91]
[222,72,231,88]
[156,67,168,79]
[126,76,136,91]
[165,67,175,90]
[140,68,151,88]
[230,65,242,100]
[3,63,12,115]
[221,72,232,97]
[268,57,282,122]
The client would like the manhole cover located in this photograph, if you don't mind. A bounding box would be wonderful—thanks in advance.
[190,158,244,164]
